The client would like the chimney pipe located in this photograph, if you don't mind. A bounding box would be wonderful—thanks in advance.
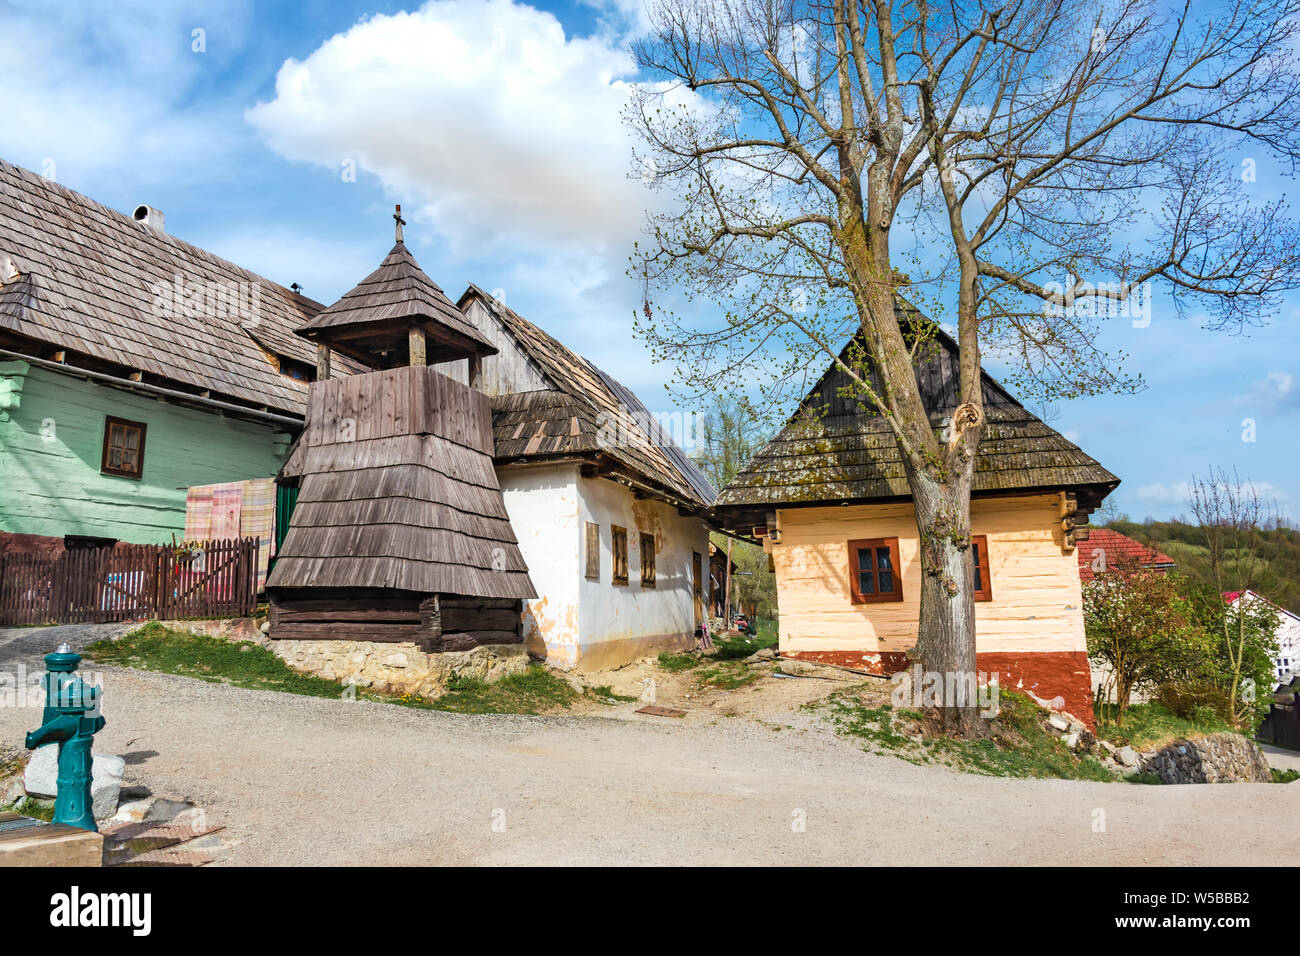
[132,204,165,232]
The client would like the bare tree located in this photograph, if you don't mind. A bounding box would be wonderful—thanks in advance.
[1187,467,1279,724]
[694,392,770,489]
[629,0,1300,735]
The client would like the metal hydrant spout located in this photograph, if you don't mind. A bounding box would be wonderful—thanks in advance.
[23,647,106,832]
[25,712,80,750]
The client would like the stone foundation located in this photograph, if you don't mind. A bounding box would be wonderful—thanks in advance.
[1139,733,1273,784]
[270,640,530,697]
[157,618,264,644]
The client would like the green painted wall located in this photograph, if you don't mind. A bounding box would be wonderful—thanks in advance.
[0,361,294,544]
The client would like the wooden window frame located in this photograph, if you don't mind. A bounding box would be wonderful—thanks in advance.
[611,525,628,585]
[584,521,600,580]
[100,416,147,480]
[971,534,992,602]
[640,532,656,589]
[847,537,903,604]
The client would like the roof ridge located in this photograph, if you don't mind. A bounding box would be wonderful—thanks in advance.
[461,284,713,505]
[717,299,1118,508]
[0,156,304,301]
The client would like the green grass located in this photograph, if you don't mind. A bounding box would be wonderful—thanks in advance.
[1096,702,1235,750]
[657,651,703,671]
[1271,768,1300,784]
[86,622,356,699]
[85,622,578,715]
[3,797,54,821]
[0,749,23,782]
[586,684,638,703]
[697,663,759,690]
[1124,772,1164,785]
[712,629,777,661]
[430,668,578,714]
[814,689,1117,781]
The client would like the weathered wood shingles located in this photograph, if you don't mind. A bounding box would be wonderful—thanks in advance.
[266,365,536,599]
[461,286,717,508]
[717,308,1119,508]
[297,243,495,357]
[0,157,362,414]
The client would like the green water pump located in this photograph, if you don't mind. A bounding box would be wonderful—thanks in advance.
[24,643,105,832]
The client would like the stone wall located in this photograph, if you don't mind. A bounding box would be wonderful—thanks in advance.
[1139,733,1273,784]
[269,639,530,697]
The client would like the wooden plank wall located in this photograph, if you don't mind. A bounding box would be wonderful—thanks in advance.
[304,365,492,455]
[268,593,522,651]
[771,494,1086,655]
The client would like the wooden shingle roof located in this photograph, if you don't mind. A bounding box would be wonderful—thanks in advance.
[297,242,496,364]
[460,285,718,509]
[717,309,1119,511]
[0,156,354,415]
[267,365,535,599]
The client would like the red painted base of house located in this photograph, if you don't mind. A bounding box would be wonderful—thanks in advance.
[783,648,1095,730]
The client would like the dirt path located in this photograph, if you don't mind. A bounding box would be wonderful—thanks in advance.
[2,626,1297,866]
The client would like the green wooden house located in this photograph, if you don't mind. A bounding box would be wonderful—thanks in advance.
[0,157,343,550]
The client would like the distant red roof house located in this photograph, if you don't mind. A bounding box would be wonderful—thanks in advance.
[1078,528,1176,582]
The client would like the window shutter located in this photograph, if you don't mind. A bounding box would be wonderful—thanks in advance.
[585,522,600,580]
[611,526,628,585]
[640,533,656,588]
[971,535,992,601]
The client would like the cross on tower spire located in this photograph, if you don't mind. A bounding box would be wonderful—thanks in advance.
[393,204,406,243]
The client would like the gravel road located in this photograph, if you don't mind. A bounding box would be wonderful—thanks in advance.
[2,626,1297,866]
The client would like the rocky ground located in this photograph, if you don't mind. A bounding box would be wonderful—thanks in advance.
[2,624,1298,866]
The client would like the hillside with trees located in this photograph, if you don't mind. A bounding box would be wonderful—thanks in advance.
[1102,519,1300,614]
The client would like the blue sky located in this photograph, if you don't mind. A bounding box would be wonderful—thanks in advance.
[1,0,1295,523]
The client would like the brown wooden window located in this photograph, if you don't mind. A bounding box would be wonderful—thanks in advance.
[640,533,656,588]
[585,521,600,580]
[101,416,146,479]
[971,534,992,602]
[847,537,902,604]
[611,525,628,585]
[693,552,703,598]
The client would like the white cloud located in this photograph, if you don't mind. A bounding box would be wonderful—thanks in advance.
[1134,481,1192,504]
[1234,371,1298,412]
[0,1,251,180]
[197,227,378,304]
[1136,478,1289,505]
[246,0,656,257]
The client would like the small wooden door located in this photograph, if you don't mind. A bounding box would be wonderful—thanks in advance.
[692,551,704,632]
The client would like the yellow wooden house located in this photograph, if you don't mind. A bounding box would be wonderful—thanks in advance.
[714,322,1118,725]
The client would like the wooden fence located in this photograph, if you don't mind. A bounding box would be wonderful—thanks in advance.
[0,538,259,626]
[1259,691,1300,752]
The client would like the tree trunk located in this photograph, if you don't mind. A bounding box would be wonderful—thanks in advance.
[908,465,984,737]
[1115,673,1133,728]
